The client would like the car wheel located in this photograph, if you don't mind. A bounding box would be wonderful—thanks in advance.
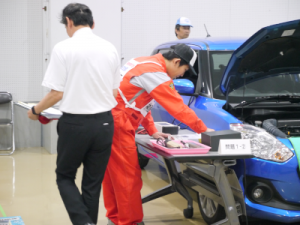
[198,194,226,224]
[138,151,150,169]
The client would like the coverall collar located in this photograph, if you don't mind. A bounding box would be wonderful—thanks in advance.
[156,53,167,73]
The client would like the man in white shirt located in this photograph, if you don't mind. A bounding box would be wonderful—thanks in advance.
[28,3,120,225]
[175,17,193,39]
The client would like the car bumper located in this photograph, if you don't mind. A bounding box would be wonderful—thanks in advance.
[245,197,300,223]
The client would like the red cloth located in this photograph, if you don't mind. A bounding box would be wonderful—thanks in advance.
[39,115,52,124]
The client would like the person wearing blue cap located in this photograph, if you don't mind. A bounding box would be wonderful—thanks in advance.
[175,17,193,39]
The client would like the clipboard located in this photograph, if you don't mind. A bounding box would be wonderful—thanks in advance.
[16,101,62,119]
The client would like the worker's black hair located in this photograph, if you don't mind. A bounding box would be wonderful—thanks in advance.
[60,3,94,28]
[162,51,188,66]
[175,24,180,37]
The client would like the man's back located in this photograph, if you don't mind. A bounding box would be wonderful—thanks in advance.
[43,27,120,114]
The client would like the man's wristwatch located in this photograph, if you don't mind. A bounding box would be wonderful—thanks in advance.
[31,106,40,115]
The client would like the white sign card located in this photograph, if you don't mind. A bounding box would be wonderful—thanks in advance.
[218,139,251,155]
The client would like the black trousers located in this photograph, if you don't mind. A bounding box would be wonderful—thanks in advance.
[56,111,114,225]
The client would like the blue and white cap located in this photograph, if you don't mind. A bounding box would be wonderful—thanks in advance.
[176,17,193,27]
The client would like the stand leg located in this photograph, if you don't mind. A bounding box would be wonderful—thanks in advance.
[172,176,194,218]
[142,157,194,218]
[164,158,194,218]
[213,160,240,225]
[212,218,230,225]
[142,184,174,203]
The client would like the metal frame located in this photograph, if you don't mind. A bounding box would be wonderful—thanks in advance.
[136,134,252,225]
[0,92,15,155]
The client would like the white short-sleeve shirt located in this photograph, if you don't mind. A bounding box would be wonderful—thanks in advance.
[42,27,120,114]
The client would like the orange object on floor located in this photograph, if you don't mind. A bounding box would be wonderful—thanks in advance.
[103,109,143,225]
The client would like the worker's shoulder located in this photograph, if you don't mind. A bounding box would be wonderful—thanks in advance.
[135,54,165,71]
[53,35,118,55]
[52,38,73,54]
[93,35,118,52]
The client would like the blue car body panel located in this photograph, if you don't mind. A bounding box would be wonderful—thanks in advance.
[192,97,241,130]
[245,197,300,223]
[155,37,247,51]
[173,79,195,94]
[152,96,241,131]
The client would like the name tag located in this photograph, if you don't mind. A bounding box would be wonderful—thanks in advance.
[218,139,251,155]
[120,59,139,78]
[140,99,155,117]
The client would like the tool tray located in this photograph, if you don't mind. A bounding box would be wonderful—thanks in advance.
[150,139,211,154]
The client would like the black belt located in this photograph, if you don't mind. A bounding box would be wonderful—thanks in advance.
[62,111,111,118]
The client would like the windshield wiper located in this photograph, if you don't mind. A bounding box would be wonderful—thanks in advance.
[234,95,300,108]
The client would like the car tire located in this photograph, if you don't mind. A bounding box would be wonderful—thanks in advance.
[138,151,150,169]
[198,194,226,224]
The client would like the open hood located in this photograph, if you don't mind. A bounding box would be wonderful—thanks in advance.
[220,19,300,95]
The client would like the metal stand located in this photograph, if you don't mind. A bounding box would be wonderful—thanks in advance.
[136,133,251,225]
[142,157,243,225]
[183,160,241,225]
[142,158,194,218]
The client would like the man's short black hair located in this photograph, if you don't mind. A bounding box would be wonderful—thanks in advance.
[162,51,188,66]
[60,3,94,28]
[175,24,180,37]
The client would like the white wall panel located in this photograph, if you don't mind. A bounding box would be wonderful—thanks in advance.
[0,0,43,102]
[287,0,300,21]
[229,0,289,37]
[49,0,121,55]
[121,0,171,64]
[121,0,300,66]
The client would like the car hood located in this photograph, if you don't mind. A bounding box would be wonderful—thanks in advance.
[220,19,300,95]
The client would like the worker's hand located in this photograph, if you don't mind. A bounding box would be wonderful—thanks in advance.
[27,109,39,121]
[205,128,215,132]
[152,132,170,140]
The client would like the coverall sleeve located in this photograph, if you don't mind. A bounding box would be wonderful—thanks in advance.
[149,80,207,133]
[141,111,158,136]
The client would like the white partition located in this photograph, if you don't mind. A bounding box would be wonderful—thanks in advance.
[121,0,300,65]
[0,0,43,102]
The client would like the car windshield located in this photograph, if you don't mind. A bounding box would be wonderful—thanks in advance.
[210,51,300,103]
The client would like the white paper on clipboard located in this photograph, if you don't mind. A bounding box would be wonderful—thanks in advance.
[16,101,62,119]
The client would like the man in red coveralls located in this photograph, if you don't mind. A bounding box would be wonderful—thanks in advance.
[104,44,214,225]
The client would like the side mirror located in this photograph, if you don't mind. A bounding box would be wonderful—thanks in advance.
[173,79,195,94]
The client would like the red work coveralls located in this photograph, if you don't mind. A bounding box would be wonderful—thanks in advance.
[103,53,207,225]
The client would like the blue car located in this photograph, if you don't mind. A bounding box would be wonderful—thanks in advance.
[137,19,300,224]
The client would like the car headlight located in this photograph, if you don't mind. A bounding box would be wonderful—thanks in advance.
[230,124,293,162]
